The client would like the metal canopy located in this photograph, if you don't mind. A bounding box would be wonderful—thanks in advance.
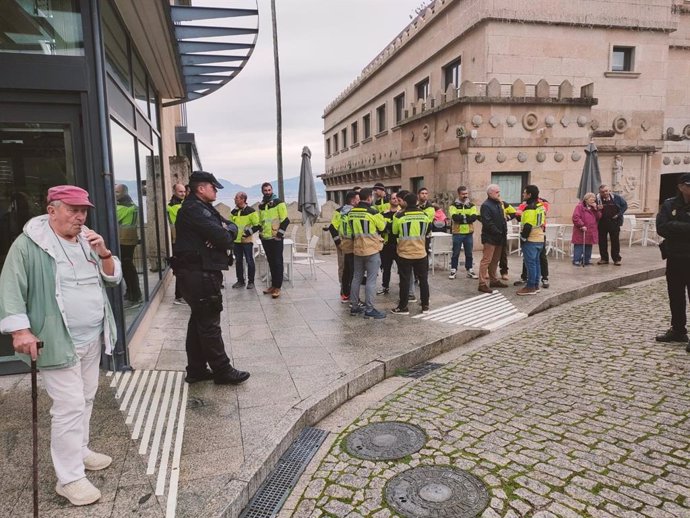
[163,3,259,107]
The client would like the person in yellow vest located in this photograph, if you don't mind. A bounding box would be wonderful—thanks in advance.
[258,182,290,298]
[377,191,402,295]
[231,191,261,290]
[372,182,390,214]
[328,190,359,302]
[447,186,479,280]
[516,184,546,296]
[391,192,432,315]
[167,183,186,304]
[499,199,517,281]
[348,188,386,318]
[115,184,141,304]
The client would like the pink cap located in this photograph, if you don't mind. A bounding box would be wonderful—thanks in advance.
[46,185,95,207]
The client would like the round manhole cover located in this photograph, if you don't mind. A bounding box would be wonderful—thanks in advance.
[385,466,490,518]
[344,422,426,460]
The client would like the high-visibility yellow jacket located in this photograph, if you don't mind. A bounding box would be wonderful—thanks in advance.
[328,205,355,254]
[447,201,478,234]
[258,197,289,240]
[231,205,261,244]
[116,199,138,246]
[392,208,430,260]
[520,201,546,242]
[373,196,390,214]
[418,201,435,223]
[348,202,386,256]
[381,207,399,245]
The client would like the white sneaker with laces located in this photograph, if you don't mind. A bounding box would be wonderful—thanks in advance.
[56,478,101,506]
[173,298,187,305]
[466,269,478,279]
[84,451,112,471]
[448,269,457,280]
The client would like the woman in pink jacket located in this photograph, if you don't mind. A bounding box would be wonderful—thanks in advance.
[571,192,602,265]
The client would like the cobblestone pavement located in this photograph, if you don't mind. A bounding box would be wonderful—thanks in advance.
[289,280,690,518]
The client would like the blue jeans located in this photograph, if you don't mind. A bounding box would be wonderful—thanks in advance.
[351,253,380,310]
[522,241,543,289]
[233,243,255,283]
[572,244,592,265]
[450,233,474,271]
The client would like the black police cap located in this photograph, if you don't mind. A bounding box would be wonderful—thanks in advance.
[678,172,690,186]
[190,170,223,189]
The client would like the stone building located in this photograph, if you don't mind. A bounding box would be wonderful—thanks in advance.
[321,0,690,222]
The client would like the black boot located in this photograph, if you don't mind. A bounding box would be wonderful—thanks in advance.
[655,329,689,343]
[185,369,214,384]
[214,367,250,385]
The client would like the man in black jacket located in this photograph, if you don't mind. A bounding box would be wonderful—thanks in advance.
[655,173,690,351]
[478,184,508,293]
[174,171,250,385]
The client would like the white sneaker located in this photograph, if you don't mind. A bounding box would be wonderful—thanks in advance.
[56,478,101,506]
[466,269,478,279]
[173,298,187,305]
[84,451,112,471]
[448,269,457,280]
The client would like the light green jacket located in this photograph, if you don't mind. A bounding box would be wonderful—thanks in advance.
[0,215,122,369]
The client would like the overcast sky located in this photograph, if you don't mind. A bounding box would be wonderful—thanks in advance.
[186,0,425,187]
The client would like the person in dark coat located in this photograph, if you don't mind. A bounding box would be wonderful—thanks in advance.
[595,184,627,265]
[478,184,508,293]
[655,173,690,351]
[173,171,250,385]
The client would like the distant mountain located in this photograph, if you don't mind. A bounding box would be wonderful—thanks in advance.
[117,176,326,208]
[215,176,326,206]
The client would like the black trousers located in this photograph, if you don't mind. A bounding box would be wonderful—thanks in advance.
[262,238,284,289]
[398,256,429,309]
[342,252,354,297]
[380,243,399,289]
[233,242,255,283]
[120,244,141,301]
[520,238,549,280]
[598,220,621,262]
[666,256,690,334]
[177,269,232,377]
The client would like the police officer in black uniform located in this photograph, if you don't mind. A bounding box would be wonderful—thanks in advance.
[655,173,690,352]
[173,171,250,384]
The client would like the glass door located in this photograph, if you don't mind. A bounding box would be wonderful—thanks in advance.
[0,102,84,373]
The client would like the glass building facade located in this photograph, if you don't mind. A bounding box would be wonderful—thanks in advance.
[0,0,179,373]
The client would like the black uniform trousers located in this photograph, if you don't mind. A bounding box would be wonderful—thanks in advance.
[177,269,232,377]
[398,256,429,309]
[666,257,690,334]
[380,243,399,290]
[598,219,621,262]
[262,238,284,289]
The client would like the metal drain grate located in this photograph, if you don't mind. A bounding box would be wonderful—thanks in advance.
[239,427,329,518]
[399,361,445,378]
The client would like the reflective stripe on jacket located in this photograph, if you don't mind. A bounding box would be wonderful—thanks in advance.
[259,198,289,239]
[520,202,547,242]
[349,202,385,256]
[393,209,430,259]
[231,206,261,244]
[448,202,478,234]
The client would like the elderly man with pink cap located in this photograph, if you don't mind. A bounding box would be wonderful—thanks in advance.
[0,185,122,506]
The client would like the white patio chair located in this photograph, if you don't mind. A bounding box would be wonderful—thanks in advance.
[429,232,452,274]
[622,215,643,247]
[558,224,574,259]
[506,220,521,255]
[544,224,563,258]
[293,235,319,279]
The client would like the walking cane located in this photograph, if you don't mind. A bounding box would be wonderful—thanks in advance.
[32,342,43,518]
[581,228,586,268]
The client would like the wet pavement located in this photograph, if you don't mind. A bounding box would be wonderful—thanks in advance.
[0,245,668,517]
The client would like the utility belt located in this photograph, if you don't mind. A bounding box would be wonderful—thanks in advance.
[169,251,202,273]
